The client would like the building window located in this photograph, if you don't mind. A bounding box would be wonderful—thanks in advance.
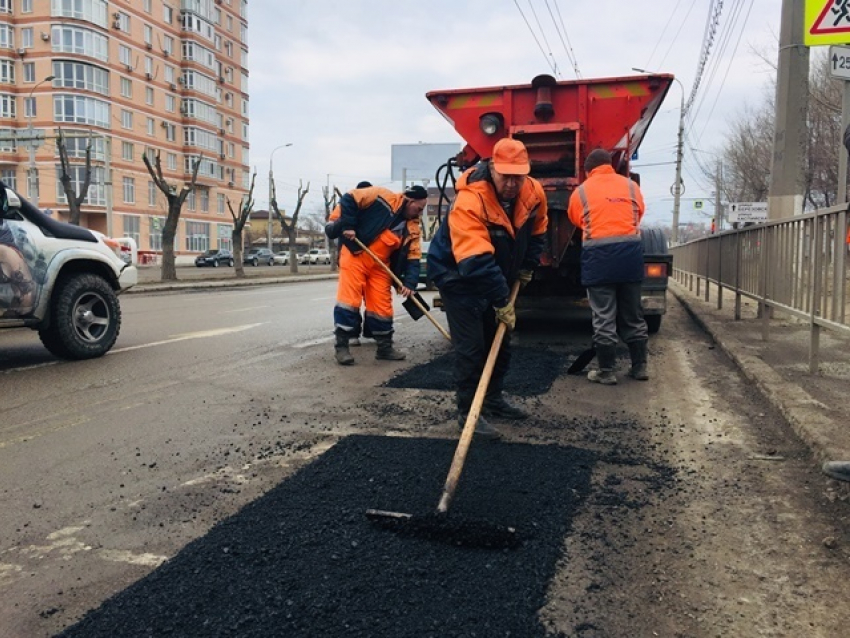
[0,93,16,118]
[123,214,140,246]
[121,109,132,129]
[165,94,175,112]
[167,152,177,170]
[21,28,34,49]
[55,165,105,206]
[52,60,109,96]
[185,220,209,252]
[116,12,130,33]
[0,24,14,49]
[121,141,134,161]
[199,186,209,212]
[23,97,35,118]
[123,177,135,203]
[144,25,153,47]
[164,122,176,142]
[217,223,232,250]
[217,192,225,215]
[147,116,155,136]
[149,216,164,250]
[22,62,34,83]
[0,60,13,84]
[52,25,108,61]
[144,0,151,13]
[163,4,173,24]
[119,45,132,68]
[51,0,108,28]
[1,168,17,189]
[120,77,132,98]
[22,0,33,14]
[163,35,174,57]
[58,134,105,160]
[165,65,174,83]
[148,180,157,206]
[144,56,153,76]
[146,87,154,106]
[187,190,196,211]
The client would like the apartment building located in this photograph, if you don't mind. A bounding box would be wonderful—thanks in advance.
[0,0,249,255]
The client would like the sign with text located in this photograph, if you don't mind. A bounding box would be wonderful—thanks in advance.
[728,202,768,223]
[829,44,850,79]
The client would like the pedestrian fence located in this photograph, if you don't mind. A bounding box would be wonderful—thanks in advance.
[669,203,850,373]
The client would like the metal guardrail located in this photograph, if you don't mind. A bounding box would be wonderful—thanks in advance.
[670,204,850,373]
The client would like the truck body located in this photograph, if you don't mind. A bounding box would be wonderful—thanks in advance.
[426,73,674,332]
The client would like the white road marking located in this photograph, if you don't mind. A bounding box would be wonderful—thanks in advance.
[2,361,59,374]
[293,336,335,348]
[310,296,336,301]
[98,549,168,567]
[110,323,266,354]
[223,306,270,313]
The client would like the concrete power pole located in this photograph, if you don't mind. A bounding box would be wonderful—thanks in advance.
[768,0,809,220]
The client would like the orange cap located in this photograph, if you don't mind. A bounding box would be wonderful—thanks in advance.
[492,138,530,176]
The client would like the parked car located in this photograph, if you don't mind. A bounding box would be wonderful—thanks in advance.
[243,248,274,266]
[302,248,332,265]
[194,249,234,268]
[0,182,137,359]
[273,251,292,265]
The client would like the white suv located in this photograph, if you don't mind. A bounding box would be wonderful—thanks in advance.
[0,184,137,359]
[302,248,331,265]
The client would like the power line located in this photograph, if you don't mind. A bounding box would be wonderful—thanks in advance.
[643,0,685,70]
[526,0,560,77]
[548,0,581,78]
[685,0,725,116]
[512,0,559,76]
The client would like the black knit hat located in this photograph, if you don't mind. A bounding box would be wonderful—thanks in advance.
[404,185,428,200]
[356,181,372,188]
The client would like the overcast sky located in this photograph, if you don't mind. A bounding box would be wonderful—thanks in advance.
[247,0,781,228]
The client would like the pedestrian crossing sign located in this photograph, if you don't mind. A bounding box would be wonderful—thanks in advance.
[805,0,850,46]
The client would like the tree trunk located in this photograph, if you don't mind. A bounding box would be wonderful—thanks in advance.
[287,228,298,274]
[232,229,245,278]
[160,199,181,281]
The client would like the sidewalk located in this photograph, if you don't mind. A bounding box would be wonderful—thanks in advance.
[127,264,338,294]
[670,280,850,485]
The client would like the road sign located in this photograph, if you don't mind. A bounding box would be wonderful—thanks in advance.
[830,45,850,78]
[805,0,850,46]
[728,202,768,224]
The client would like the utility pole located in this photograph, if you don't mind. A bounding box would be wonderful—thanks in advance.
[26,75,55,207]
[768,0,809,220]
[715,160,722,231]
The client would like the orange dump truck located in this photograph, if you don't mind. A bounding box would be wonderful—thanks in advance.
[426,73,674,333]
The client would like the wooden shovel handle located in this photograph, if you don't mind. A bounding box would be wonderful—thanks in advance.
[437,280,521,514]
[352,236,452,342]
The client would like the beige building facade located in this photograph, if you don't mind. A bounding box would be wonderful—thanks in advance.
[0,0,249,256]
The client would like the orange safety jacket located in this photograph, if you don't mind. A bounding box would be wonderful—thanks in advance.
[567,164,645,286]
[426,163,548,306]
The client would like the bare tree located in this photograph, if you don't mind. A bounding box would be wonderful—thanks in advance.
[270,177,310,273]
[56,128,93,226]
[143,151,203,281]
[227,169,256,278]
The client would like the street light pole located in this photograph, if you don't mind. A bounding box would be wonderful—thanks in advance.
[632,69,685,244]
[268,143,293,251]
[26,75,55,207]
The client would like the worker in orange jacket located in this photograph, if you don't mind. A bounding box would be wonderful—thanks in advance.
[332,184,426,365]
[568,148,648,385]
[427,138,548,439]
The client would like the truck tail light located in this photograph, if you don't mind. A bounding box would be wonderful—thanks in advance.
[644,263,667,278]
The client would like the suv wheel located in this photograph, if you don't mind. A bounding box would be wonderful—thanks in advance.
[252,258,258,267]
[268,258,274,266]
[38,273,121,359]
[228,258,234,267]
[213,259,220,268]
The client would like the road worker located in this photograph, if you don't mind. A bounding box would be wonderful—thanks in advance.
[332,184,426,365]
[567,148,648,385]
[326,181,372,346]
[427,138,548,440]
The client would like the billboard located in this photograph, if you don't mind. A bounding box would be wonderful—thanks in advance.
[391,143,461,182]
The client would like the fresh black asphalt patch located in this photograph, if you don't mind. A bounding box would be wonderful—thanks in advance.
[383,345,567,396]
[56,434,597,638]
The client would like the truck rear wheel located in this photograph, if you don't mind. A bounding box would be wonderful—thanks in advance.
[646,315,662,334]
[38,273,122,359]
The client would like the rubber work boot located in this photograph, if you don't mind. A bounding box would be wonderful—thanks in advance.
[627,340,649,380]
[334,333,355,366]
[587,344,618,385]
[374,335,406,361]
[482,394,529,420]
[457,411,501,440]
[349,337,361,347]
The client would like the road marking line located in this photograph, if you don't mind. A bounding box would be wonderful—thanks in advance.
[0,416,90,449]
[2,361,59,374]
[111,323,265,354]
[293,336,335,348]
[98,549,168,567]
[223,306,270,313]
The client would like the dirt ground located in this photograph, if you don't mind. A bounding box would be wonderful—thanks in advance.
[10,299,850,637]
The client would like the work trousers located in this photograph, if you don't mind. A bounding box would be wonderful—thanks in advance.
[334,243,396,338]
[587,281,647,347]
[440,291,511,409]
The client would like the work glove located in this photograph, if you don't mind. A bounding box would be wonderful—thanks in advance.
[517,269,534,289]
[494,301,516,332]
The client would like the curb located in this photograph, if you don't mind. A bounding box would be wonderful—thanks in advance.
[126,273,338,295]
[670,282,850,469]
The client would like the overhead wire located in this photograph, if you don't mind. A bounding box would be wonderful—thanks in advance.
[656,0,701,70]
[548,0,581,78]
[642,0,685,71]
[685,0,724,115]
[512,0,559,76]
[526,0,561,77]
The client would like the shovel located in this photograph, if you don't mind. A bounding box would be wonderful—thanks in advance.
[352,236,451,343]
[365,281,522,548]
[567,346,596,374]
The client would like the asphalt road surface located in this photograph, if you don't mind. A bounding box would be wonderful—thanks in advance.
[1,282,849,637]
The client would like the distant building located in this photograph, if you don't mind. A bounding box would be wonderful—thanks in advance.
[0,0,250,255]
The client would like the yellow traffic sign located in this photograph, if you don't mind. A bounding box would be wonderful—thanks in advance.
[805,0,850,46]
